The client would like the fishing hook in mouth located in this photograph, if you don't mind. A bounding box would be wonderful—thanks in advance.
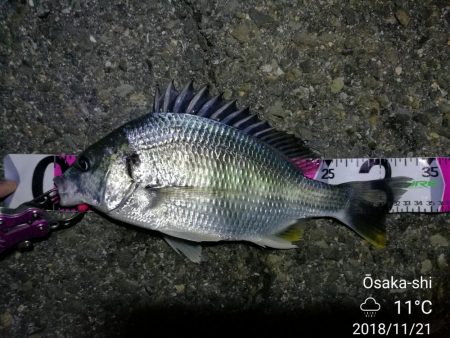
[24,188,87,230]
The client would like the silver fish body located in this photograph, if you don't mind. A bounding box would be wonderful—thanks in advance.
[106,113,342,243]
[54,82,409,260]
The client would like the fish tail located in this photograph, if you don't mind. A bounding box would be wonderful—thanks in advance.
[334,177,410,247]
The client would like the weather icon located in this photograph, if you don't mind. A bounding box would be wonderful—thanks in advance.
[360,297,381,317]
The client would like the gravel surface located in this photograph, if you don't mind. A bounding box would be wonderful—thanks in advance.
[1,1,449,336]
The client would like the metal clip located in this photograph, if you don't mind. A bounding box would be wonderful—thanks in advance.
[0,206,51,254]
[0,189,85,254]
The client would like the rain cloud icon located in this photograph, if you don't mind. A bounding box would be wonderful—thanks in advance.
[360,297,381,317]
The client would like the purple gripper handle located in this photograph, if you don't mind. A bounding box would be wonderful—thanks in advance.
[0,207,51,254]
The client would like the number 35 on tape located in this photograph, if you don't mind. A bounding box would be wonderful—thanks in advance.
[3,155,450,213]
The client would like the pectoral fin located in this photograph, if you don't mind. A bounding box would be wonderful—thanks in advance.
[164,236,203,263]
[144,185,216,210]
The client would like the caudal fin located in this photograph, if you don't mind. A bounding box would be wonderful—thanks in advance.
[335,177,410,247]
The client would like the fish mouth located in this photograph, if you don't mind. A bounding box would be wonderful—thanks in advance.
[53,176,82,206]
[53,176,69,205]
[53,176,65,194]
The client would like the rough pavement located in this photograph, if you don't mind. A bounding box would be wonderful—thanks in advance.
[1,1,449,336]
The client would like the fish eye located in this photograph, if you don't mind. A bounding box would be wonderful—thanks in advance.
[77,156,90,172]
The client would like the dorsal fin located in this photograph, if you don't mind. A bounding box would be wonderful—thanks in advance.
[162,80,178,112]
[151,81,320,168]
[152,86,161,112]
[186,85,209,114]
[173,81,194,114]
[198,94,223,117]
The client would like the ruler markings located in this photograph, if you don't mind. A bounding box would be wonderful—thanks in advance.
[311,157,449,214]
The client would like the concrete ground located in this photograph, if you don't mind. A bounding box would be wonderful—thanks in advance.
[1,0,449,336]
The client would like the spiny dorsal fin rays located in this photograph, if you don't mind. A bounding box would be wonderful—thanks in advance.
[221,107,249,125]
[232,114,260,129]
[151,81,319,168]
[278,144,301,153]
[197,94,223,117]
[266,132,291,142]
[272,138,298,149]
[210,100,237,120]
[152,86,161,113]
[173,81,195,114]
[270,139,296,149]
[257,130,279,141]
[261,132,293,147]
[163,80,178,112]
[186,85,209,114]
[242,120,269,134]
[253,127,274,138]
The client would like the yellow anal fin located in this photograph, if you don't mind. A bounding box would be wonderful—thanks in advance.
[277,222,305,242]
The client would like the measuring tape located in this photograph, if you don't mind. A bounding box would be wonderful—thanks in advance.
[3,155,450,213]
[303,157,450,213]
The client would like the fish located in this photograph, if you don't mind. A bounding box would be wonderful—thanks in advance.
[54,81,410,262]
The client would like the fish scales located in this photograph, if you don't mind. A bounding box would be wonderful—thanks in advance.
[117,113,344,238]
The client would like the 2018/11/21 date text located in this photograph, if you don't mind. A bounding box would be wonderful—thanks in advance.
[353,323,430,336]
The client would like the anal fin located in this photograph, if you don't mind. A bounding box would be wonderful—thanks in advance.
[277,222,305,242]
[252,236,297,249]
[251,220,306,249]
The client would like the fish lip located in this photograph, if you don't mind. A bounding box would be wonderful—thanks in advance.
[53,177,66,196]
[53,176,74,206]
[55,188,70,206]
[57,190,68,200]
[53,176,64,187]
[53,177,63,192]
